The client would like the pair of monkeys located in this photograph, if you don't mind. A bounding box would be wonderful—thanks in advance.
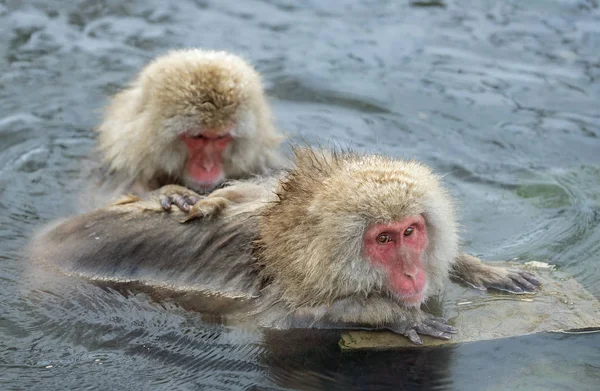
[29,49,540,345]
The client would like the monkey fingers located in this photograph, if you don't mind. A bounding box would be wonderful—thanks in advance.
[518,271,541,287]
[160,194,201,212]
[413,324,453,342]
[183,197,231,222]
[157,185,202,212]
[388,316,456,345]
[491,269,541,293]
[510,270,541,291]
[405,329,423,345]
[422,316,458,334]
[414,316,456,341]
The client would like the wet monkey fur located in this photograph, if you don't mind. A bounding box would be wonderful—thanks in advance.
[31,149,540,344]
[89,49,285,210]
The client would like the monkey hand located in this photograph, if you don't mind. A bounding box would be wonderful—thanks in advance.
[477,267,541,294]
[158,185,202,212]
[451,253,541,294]
[388,314,457,345]
[184,196,232,222]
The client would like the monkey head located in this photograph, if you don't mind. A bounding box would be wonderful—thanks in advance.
[257,149,460,309]
[97,49,283,193]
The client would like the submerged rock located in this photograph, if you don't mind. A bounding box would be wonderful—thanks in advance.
[340,264,600,350]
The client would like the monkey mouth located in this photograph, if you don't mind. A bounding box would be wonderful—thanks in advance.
[401,291,425,307]
[392,284,427,307]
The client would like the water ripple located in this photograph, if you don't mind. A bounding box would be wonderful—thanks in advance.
[1,0,600,389]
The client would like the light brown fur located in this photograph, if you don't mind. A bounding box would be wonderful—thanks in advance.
[31,148,539,343]
[256,150,458,309]
[91,49,285,207]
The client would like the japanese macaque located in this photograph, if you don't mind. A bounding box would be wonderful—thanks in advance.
[30,149,540,344]
[90,49,285,209]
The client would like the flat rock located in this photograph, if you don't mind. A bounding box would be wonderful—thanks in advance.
[340,263,600,350]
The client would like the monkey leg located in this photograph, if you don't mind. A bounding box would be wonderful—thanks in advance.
[450,253,541,293]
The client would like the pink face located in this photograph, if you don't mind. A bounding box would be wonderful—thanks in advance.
[363,215,428,306]
[179,126,234,190]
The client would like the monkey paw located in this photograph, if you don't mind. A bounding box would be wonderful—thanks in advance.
[158,185,202,212]
[182,197,231,222]
[483,269,541,294]
[388,315,457,345]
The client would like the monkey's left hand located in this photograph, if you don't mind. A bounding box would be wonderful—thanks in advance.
[451,253,541,294]
[157,185,202,212]
[482,268,541,293]
[388,314,457,345]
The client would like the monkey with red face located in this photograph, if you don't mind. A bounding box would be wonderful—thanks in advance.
[30,149,540,344]
[88,49,286,211]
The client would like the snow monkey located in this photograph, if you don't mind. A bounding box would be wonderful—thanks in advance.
[31,149,540,344]
[91,48,285,210]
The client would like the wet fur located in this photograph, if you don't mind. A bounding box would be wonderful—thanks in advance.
[31,198,262,299]
[30,148,537,334]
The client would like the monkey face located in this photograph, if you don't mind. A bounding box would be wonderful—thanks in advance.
[142,50,265,192]
[179,127,235,191]
[363,215,429,307]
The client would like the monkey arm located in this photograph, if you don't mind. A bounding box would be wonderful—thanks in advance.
[319,296,456,344]
[155,179,277,221]
[113,182,263,220]
[147,184,237,217]
[450,253,540,293]
[186,180,275,220]
[261,295,457,345]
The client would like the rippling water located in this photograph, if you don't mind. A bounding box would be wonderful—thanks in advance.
[1,0,599,389]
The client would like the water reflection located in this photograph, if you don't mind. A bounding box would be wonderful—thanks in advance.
[263,330,454,390]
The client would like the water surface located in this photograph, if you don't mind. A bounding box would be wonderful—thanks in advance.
[1,0,599,389]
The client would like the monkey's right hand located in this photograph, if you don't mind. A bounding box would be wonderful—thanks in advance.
[388,314,457,345]
[157,185,202,212]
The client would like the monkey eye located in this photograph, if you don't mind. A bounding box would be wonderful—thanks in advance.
[404,227,414,237]
[190,134,206,140]
[376,233,393,244]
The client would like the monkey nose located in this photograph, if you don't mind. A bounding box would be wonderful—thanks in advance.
[203,160,215,171]
[404,267,419,280]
